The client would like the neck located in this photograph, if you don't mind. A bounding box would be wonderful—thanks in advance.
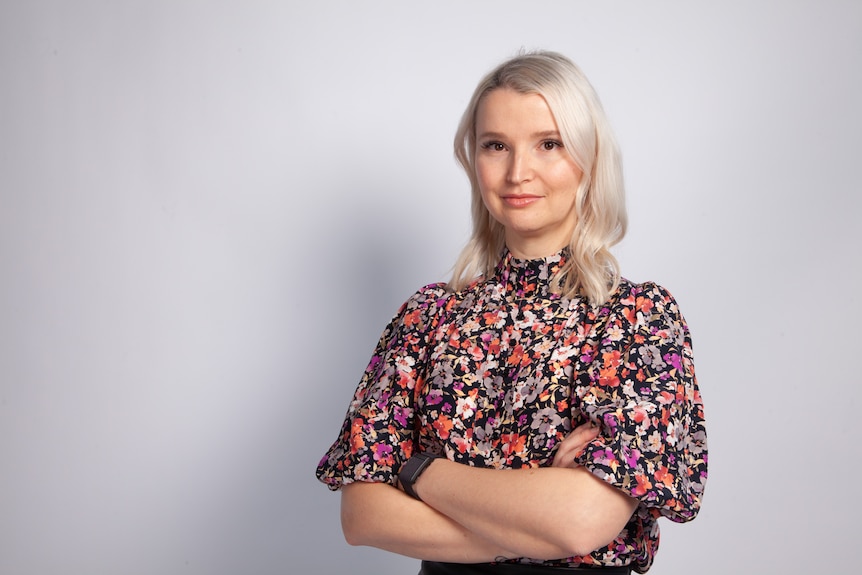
[505,237,569,260]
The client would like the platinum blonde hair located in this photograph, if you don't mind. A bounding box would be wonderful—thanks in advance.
[449,51,627,305]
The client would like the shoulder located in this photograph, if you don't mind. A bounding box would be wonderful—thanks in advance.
[606,279,690,340]
[392,282,456,332]
[614,279,683,316]
[402,282,452,310]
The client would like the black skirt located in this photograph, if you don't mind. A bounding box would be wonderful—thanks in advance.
[419,561,632,575]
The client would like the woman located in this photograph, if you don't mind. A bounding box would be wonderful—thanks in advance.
[316,51,707,574]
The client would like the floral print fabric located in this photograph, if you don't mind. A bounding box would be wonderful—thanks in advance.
[316,250,707,573]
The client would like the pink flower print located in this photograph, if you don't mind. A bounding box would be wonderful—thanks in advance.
[372,443,394,466]
[393,405,411,427]
[425,387,443,406]
[664,352,683,371]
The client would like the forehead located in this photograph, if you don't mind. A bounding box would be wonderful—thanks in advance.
[475,88,559,134]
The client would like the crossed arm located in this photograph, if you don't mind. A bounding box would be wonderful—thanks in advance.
[340,423,638,563]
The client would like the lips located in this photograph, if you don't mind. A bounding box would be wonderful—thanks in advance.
[502,195,541,208]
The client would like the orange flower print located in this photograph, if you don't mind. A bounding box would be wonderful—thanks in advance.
[600,366,621,388]
[500,433,527,458]
[507,344,525,366]
[602,349,622,367]
[432,414,454,439]
[655,465,674,488]
[403,308,421,327]
[633,473,654,496]
[349,419,366,454]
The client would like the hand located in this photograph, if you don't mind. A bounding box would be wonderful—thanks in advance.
[551,421,600,468]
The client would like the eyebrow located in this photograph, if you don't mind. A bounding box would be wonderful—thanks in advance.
[477,130,562,140]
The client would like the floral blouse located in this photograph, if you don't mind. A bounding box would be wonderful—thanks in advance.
[316,250,707,573]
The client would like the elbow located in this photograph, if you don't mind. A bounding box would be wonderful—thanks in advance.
[340,489,366,547]
[547,521,621,558]
[554,497,638,558]
[564,532,619,559]
[342,522,363,547]
[532,513,619,559]
[340,481,381,547]
[525,531,604,560]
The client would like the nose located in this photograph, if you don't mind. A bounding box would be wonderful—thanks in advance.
[506,149,533,184]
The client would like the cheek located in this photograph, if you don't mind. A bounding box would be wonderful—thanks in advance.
[560,162,584,191]
[475,162,494,193]
[545,161,581,188]
[478,185,498,217]
[475,154,508,187]
[475,172,502,219]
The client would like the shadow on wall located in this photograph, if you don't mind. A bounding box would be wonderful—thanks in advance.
[279,181,444,574]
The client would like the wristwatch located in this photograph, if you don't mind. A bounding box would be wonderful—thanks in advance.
[398,453,438,501]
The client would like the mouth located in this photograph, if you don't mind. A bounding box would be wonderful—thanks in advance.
[502,195,541,208]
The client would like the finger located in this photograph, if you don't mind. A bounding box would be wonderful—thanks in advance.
[565,421,599,445]
[552,423,600,467]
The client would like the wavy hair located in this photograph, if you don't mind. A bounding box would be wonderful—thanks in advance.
[449,51,627,305]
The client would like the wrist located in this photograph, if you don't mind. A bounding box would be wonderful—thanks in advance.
[397,453,439,501]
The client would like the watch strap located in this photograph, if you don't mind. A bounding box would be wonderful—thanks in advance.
[398,453,438,500]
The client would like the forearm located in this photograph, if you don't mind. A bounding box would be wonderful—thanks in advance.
[414,460,638,559]
[340,481,516,563]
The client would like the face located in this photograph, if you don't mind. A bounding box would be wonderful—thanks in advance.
[474,88,583,259]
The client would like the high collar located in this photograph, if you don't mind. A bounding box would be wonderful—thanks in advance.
[494,248,568,300]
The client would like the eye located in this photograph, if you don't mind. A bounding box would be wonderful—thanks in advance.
[480,141,507,152]
[541,140,563,151]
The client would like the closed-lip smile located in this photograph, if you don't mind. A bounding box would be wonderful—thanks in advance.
[502,194,541,207]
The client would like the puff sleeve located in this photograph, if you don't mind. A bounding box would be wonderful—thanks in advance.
[316,284,451,490]
[574,282,707,522]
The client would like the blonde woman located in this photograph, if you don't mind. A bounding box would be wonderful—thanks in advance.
[317,51,707,574]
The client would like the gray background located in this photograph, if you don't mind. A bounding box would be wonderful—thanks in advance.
[2,1,860,573]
